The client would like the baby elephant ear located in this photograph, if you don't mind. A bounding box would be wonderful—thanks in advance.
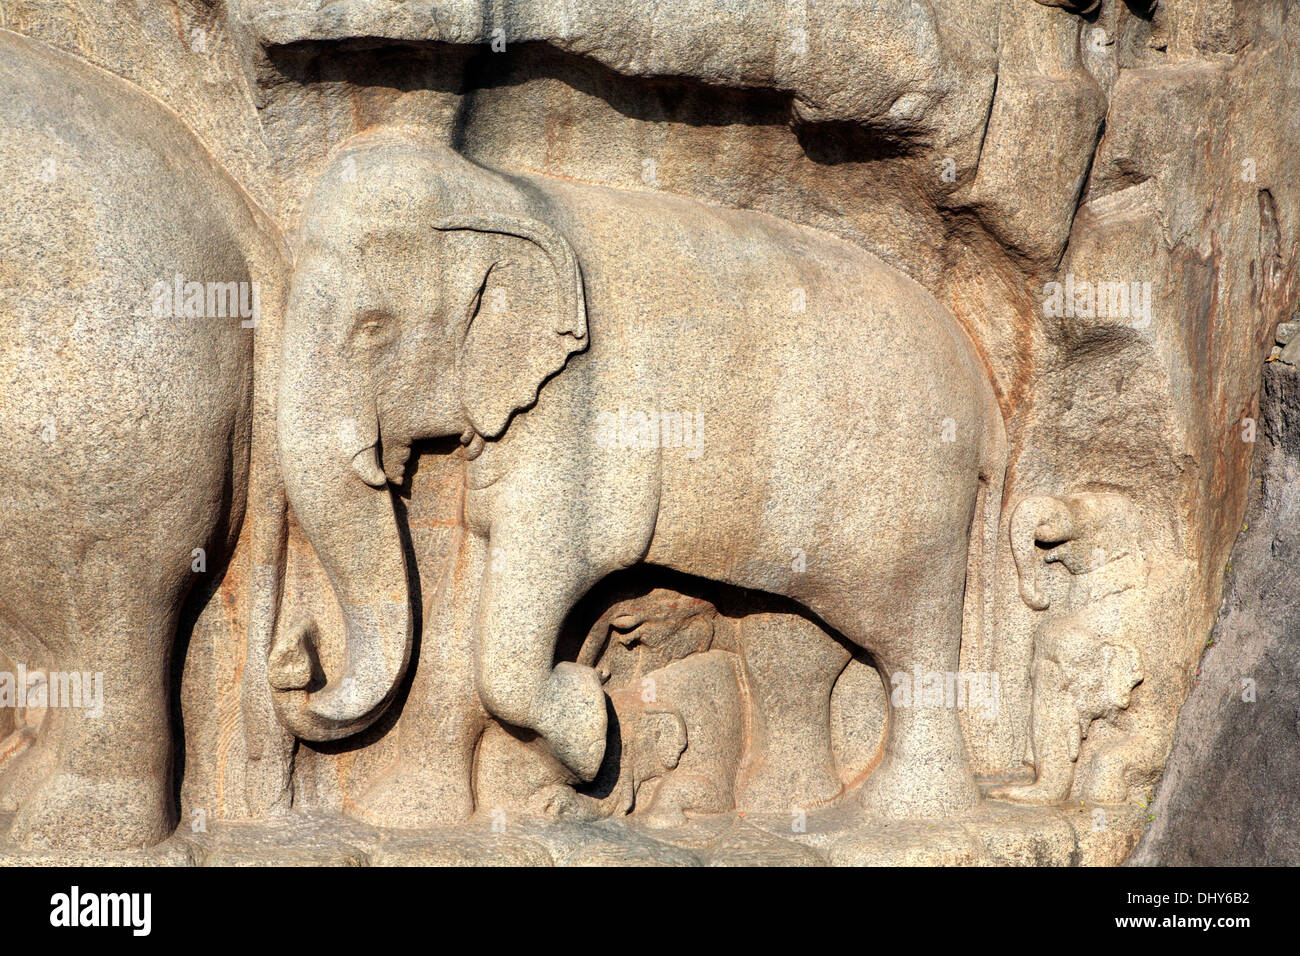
[434,214,587,440]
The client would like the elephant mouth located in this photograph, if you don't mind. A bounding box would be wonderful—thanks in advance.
[381,438,411,487]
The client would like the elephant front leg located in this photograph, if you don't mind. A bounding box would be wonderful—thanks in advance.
[472,530,611,783]
[352,529,489,828]
[987,678,1078,806]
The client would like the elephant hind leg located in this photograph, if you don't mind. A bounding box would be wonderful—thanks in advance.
[855,680,980,819]
[6,595,180,852]
[837,589,979,820]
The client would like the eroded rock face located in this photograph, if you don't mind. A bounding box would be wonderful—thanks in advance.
[1131,361,1300,866]
[0,0,1295,864]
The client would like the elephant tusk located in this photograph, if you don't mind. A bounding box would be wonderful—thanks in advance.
[349,445,388,487]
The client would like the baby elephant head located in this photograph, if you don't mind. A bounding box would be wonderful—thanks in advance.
[1010,492,1144,611]
[270,130,588,742]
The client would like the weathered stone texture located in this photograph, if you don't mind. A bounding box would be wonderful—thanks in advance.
[1133,361,1300,866]
[0,0,1297,865]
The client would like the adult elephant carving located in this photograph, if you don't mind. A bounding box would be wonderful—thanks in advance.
[0,31,284,849]
[269,127,1007,817]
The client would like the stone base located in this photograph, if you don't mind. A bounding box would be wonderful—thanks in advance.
[0,801,1146,866]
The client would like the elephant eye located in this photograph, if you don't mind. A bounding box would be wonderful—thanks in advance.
[354,310,391,342]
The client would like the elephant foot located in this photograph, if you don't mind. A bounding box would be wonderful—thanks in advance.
[535,662,608,782]
[1073,744,1137,803]
[0,726,53,813]
[7,770,172,852]
[639,802,689,829]
[526,782,607,821]
[857,754,980,820]
[986,779,1069,806]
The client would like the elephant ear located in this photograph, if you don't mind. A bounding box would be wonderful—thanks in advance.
[435,214,587,440]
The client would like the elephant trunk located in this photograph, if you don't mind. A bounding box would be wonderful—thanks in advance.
[1010,495,1075,611]
[269,343,413,742]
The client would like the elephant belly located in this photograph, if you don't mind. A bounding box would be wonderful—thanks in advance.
[559,170,993,637]
[641,303,987,645]
[648,429,981,639]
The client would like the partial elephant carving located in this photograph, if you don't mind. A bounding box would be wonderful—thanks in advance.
[0,31,283,850]
[470,583,865,824]
[269,126,1008,819]
[1010,491,1146,611]
[734,612,852,813]
[468,585,722,821]
[574,586,719,685]
[989,622,1143,805]
[606,651,745,827]
[537,584,877,823]
[468,585,727,821]
[993,492,1148,805]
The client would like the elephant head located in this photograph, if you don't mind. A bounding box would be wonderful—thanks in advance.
[1010,492,1143,611]
[269,130,588,741]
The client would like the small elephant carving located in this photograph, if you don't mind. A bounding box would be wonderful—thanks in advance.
[468,586,723,821]
[575,587,718,685]
[989,621,1142,805]
[996,492,1148,805]
[513,585,866,823]
[606,651,745,827]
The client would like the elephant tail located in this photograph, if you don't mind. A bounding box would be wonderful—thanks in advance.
[964,391,1009,670]
[239,227,297,817]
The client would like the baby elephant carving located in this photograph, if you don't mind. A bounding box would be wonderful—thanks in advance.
[989,622,1142,805]
[606,651,745,827]
[995,492,1147,805]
